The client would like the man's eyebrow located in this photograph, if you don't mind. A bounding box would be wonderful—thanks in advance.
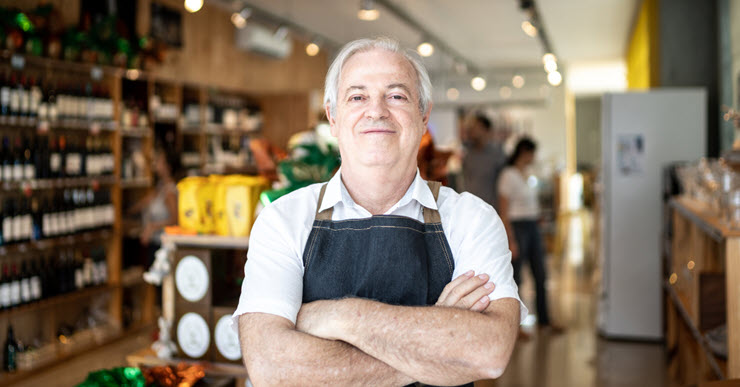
[387,83,412,94]
[344,85,366,98]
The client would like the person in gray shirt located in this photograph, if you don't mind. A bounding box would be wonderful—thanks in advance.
[462,114,507,209]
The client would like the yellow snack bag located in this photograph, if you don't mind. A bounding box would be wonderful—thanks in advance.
[176,176,206,233]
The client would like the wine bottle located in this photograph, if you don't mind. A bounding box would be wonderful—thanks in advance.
[9,263,21,307]
[3,325,18,372]
[23,136,34,180]
[9,73,19,124]
[18,74,29,124]
[30,258,42,301]
[12,137,23,182]
[20,198,32,243]
[29,76,42,122]
[20,260,32,304]
[31,198,42,241]
[49,135,60,179]
[0,264,10,309]
[2,137,12,182]
[0,70,10,122]
[2,200,12,245]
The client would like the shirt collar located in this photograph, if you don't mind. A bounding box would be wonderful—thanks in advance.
[318,168,438,214]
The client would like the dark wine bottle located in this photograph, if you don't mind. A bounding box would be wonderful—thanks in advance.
[4,324,18,372]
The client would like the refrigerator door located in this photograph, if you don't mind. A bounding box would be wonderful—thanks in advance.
[599,89,706,340]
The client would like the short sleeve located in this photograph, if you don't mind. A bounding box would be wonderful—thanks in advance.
[497,168,514,199]
[231,203,305,329]
[443,192,528,323]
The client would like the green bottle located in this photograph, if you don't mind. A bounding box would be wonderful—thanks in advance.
[3,324,17,372]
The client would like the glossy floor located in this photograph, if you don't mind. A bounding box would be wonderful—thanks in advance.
[482,211,672,387]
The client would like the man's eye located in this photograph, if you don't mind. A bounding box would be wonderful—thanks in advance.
[350,96,364,101]
[390,95,407,100]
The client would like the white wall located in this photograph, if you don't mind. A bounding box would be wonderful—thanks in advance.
[428,107,459,150]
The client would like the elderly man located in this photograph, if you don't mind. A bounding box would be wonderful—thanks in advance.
[234,37,526,386]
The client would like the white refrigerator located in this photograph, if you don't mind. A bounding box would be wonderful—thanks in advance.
[598,89,706,340]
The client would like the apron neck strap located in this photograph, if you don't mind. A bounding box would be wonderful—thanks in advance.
[423,181,442,224]
[315,183,333,221]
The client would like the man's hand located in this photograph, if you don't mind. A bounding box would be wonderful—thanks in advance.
[435,271,495,312]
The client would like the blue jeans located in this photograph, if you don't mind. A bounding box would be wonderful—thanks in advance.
[511,219,551,326]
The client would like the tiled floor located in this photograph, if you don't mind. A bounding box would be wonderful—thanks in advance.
[12,210,674,387]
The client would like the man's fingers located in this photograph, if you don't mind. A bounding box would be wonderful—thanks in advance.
[436,270,474,305]
[444,273,490,306]
[459,282,495,311]
[469,295,491,312]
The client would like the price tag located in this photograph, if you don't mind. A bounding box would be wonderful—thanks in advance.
[90,66,103,81]
[10,54,25,70]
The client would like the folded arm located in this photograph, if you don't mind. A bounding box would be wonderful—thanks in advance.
[239,313,413,387]
[298,296,520,386]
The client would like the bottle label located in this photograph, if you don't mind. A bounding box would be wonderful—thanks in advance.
[24,163,34,180]
[19,89,29,113]
[10,89,19,112]
[10,280,20,305]
[13,164,23,181]
[0,87,10,109]
[2,219,11,242]
[31,276,41,299]
[22,214,31,240]
[0,283,10,307]
[50,153,60,173]
[30,86,41,114]
[75,268,83,289]
[66,153,81,176]
[3,165,12,181]
[42,213,50,237]
[49,212,58,236]
[11,215,22,241]
[21,278,31,302]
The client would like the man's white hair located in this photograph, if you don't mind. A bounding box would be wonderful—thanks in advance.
[323,37,433,118]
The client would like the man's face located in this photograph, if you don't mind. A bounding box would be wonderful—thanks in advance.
[327,49,430,171]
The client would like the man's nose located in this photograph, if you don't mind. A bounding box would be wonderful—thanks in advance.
[364,97,389,120]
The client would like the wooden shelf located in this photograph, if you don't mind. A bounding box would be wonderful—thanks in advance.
[671,197,740,241]
[120,177,152,189]
[0,322,155,386]
[0,118,118,132]
[0,285,115,319]
[0,229,113,256]
[126,347,248,379]
[120,126,151,137]
[160,233,249,250]
[666,281,725,379]
[0,176,116,192]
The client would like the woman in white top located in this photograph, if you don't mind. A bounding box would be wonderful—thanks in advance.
[498,137,559,331]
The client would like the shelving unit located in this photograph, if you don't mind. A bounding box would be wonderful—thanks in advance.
[666,196,740,384]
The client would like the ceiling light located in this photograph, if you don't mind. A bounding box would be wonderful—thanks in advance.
[542,53,556,65]
[306,42,320,56]
[417,42,434,57]
[499,86,512,99]
[512,74,525,88]
[184,0,203,13]
[446,87,460,101]
[471,76,486,91]
[521,21,537,37]
[547,71,563,86]
[274,26,290,40]
[231,8,251,29]
[544,60,558,73]
[358,0,379,21]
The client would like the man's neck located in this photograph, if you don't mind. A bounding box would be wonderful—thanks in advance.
[340,164,417,215]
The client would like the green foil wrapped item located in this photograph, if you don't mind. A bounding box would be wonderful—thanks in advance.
[76,367,145,387]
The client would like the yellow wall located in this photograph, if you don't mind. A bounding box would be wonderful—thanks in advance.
[626,0,660,89]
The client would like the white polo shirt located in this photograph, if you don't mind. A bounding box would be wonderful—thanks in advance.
[232,169,527,328]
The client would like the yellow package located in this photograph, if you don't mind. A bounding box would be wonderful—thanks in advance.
[176,176,206,233]
[195,176,221,234]
[214,175,269,237]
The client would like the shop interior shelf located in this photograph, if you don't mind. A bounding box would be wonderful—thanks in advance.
[120,126,151,137]
[1,175,117,192]
[160,233,250,250]
[0,228,113,256]
[120,177,152,189]
[0,284,115,319]
[665,281,725,379]
[0,321,155,386]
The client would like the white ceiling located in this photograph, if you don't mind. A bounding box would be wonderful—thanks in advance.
[215,0,640,104]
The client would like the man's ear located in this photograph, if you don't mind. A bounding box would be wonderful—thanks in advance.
[326,103,339,137]
[422,101,433,127]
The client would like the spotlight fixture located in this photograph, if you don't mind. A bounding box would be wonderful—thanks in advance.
[231,8,251,29]
[542,53,556,65]
[544,60,558,73]
[454,61,468,75]
[547,71,563,86]
[274,26,290,40]
[358,0,380,21]
[417,42,434,57]
[499,86,512,99]
[306,42,320,56]
[446,87,460,101]
[184,0,203,13]
[512,74,525,88]
[521,21,537,37]
[471,76,486,91]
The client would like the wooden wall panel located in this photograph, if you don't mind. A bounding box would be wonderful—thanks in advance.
[259,93,311,151]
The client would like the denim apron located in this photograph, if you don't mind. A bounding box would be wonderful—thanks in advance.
[302,181,473,387]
